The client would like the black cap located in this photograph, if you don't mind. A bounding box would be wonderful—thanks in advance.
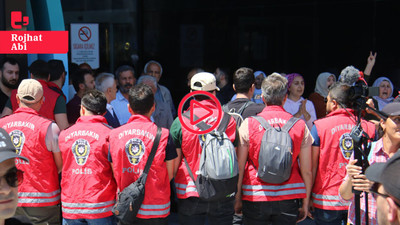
[366,151,400,202]
[0,128,28,163]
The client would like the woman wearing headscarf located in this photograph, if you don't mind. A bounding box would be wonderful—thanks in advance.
[366,77,395,123]
[372,77,394,111]
[309,72,336,119]
[283,73,317,130]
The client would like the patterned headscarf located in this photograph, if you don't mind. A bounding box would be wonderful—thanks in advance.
[286,73,303,89]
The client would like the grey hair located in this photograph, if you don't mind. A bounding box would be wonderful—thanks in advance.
[137,75,157,88]
[261,73,288,106]
[95,72,115,93]
[115,65,135,81]
[144,60,163,75]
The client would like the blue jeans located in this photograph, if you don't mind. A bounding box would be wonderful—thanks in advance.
[242,199,300,225]
[178,197,235,225]
[63,216,117,225]
[313,208,347,225]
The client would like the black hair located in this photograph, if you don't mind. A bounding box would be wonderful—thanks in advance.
[81,89,107,115]
[28,60,49,79]
[233,67,254,93]
[72,69,93,92]
[0,57,19,71]
[128,83,154,115]
[115,65,135,81]
[48,59,65,81]
[328,82,354,109]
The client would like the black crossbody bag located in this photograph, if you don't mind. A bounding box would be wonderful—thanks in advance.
[112,127,162,224]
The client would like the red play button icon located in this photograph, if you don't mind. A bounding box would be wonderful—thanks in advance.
[178,90,223,135]
[189,100,213,125]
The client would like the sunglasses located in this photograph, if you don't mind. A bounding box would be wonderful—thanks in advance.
[0,167,24,188]
[370,185,400,208]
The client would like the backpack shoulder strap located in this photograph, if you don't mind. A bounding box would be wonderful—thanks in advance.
[252,115,272,130]
[237,101,255,115]
[222,104,230,113]
[182,111,211,131]
[217,113,231,133]
[281,117,300,132]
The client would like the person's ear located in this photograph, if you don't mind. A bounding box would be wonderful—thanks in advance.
[282,94,288,105]
[79,83,85,91]
[80,105,85,116]
[128,104,134,115]
[386,197,399,222]
[233,84,236,92]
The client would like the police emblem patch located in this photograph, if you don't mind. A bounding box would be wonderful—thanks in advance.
[339,133,354,160]
[72,139,90,165]
[125,138,145,165]
[9,130,25,155]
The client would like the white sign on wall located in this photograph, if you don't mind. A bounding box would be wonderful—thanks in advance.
[70,23,99,69]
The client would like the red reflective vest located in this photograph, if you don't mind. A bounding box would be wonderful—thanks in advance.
[0,107,60,207]
[11,80,59,120]
[59,116,117,219]
[108,115,170,219]
[174,100,237,199]
[312,108,375,210]
[242,106,307,202]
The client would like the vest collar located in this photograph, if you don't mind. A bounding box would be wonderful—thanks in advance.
[262,105,285,112]
[76,115,108,124]
[15,107,39,115]
[326,108,355,118]
[37,79,49,88]
[127,114,152,123]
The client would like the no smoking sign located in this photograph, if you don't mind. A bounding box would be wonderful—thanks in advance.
[78,26,91,42]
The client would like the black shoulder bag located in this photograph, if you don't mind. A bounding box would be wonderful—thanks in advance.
[112,127,162,224]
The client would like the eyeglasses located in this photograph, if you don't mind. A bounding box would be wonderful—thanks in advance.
[370,185,400,208]
[0,167,24,188]
[370,189,390,199]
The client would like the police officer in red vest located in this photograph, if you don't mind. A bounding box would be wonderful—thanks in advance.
[170,72,237,225]
[59,89,117,224]
[2,60,69,130]
[311,82,376,224]
[236,73,313,225]
[0,79,62,225]
[108,83,177,225]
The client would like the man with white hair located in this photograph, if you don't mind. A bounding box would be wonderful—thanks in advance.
[95,72,120,128]
[137,75,173,129]
[143,60,176,118]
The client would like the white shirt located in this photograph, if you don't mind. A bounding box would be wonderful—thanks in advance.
[283,97,317,130]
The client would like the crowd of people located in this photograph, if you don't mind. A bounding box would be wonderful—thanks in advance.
[1,53,400,225]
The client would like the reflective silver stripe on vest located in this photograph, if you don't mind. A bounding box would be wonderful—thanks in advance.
[243,189,306,196]
[312,199,350,207]
[140,202,170,210]
[62,200,115,208]
[62,205,113,215]
[18,196,61,204]
[311,193,350,207]
[242,183,305,190]
[175,181,197,195]
[18,190,61,197]
[312,193,340,200]
[138,208,170,216]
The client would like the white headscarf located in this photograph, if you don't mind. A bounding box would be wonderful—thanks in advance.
[314,72,336,98]
[372,77,394,110]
